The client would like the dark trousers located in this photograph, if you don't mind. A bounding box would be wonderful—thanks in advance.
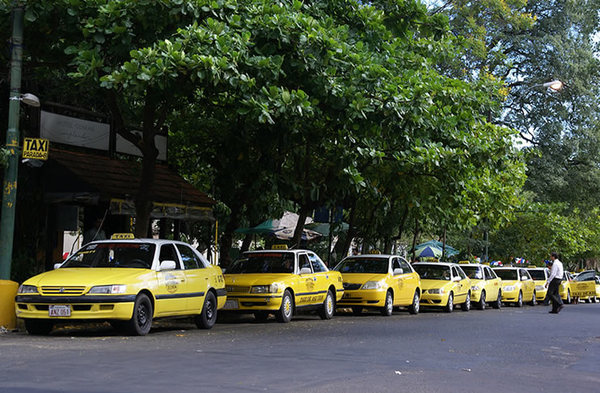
[547,278,563,311]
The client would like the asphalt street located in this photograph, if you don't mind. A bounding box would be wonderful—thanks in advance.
[1,303,599,393]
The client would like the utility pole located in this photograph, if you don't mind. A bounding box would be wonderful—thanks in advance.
[0,4,24,279]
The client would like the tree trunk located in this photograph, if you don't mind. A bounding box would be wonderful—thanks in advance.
[336,203,357,258]
[411,218,419,262]
[218,203,244,268]
[241,235,252,252]
[292,205,310,248]
[134,107,159,238]
[441,225,447,260]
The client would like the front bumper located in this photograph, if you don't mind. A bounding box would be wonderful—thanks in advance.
[420,292,449,307]
[470,289,483,302]
[222,294,283,311]
[15,294,135,320]
[501,290,520,303]
[535,288,548,300]
[337,289,386,308]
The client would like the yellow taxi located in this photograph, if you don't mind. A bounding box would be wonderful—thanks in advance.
[222,248,344,323]
[332,254,421,316]
[459,263,502,310]
[526,267,550,302]
[572,270,599,303]
[412,262,472,312]
[15,235,226,335]
[559,271,574,303]
[493,267,536,307]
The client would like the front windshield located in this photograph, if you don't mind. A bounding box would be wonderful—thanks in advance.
[528,270,547,280]
[495,270,518,280]
[334,258,388,274]
[413,265,451,280]
[461,266,483,280]
[61,243,155,269]
[227,253,295,274]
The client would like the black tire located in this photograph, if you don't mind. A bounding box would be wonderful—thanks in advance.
[461,291,471,311]
[478,291,486,310]
[380,290,393,316]
[492,290,502,309]
[195,291,217,329]
[408,290,420,315]
[515,291,523,307]
[319,290,335,320]
[24,319,53,335]
[253,311,270,322]
[444,293,454,313]
[566,290,571,304]
[530,291,537,306]
[592,296,597,303]
[351,306,363,315]
[276,290,294,323]
[126,293,153,336]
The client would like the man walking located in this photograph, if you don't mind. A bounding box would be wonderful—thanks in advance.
[545,252,564,314]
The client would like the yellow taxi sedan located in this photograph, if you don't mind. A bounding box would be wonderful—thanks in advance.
[332,254,421,316]
[222,249,344,323]
[526,267,550,303]
[459,263,502,310]
[559,271,574,303]
[493,267,536,307]
[412,262,471,312]
[15,236,226,335]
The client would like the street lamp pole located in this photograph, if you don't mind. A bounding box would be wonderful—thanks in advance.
[0,4,24,280]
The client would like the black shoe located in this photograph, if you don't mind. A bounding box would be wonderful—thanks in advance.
[549,310,558,314]
[557,305,564,313]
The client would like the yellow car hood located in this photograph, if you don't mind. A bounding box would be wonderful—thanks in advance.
[339,273,387,283]
[420,279,453,290]
[224,273,294,286]
[501,280,519,287]
[24,268,152,287]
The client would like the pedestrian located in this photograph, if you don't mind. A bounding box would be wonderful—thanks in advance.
[545,252,564,314]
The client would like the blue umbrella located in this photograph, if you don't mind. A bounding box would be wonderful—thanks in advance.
[416,246,442,258]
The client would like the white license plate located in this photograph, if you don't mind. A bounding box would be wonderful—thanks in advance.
[49,305,71,317]
[223,299,239,310]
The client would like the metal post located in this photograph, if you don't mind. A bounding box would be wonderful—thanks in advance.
[0,4,24,280]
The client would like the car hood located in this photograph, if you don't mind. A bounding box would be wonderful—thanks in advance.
[339,273,388,283]
[420,279,453,290]
[24,268,153,287]
[501,280,520,287]
[224,273,294,286]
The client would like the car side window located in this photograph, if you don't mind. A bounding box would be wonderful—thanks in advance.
[392,258,402,274]
[520,269,529,280]
[299,254,312,273]
[484,267,495,280]
[457,267,467,280]
[176,244,204,270]
[308,253,327,273]
[451,267,459,279]
[160,244,181,270]
[399,259,412,273]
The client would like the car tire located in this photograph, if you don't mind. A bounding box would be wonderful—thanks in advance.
[461,292,471,311]
[444,292,454,313]
[492,290,502,309]
[126,293,153,336]
[592,296,597,303]
[351,306,363,315]
[515,291,523,307]
[253,311,270,322]
[380,290,393,317]
[566,290,571,304]
[478,291,486,310]
[24,319,53,335]
[530,291,537,306]
[319,290,335,320]
[408,290,420,315]
[195,291,217,329]
[276,290,294,323]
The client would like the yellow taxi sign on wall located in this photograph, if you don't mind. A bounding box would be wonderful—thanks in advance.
[111,233,135,240]
[22,138,49,160]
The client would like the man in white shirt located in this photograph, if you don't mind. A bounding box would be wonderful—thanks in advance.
[544,252,564,314]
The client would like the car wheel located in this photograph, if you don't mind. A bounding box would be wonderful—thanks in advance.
[444,292,454,313]
[127,293,153,336]
[319,290,335,320]
[461,292,471,311]
[253,311,270,322]
[276,290,294,323]
[408,290,420,315]
[592,296,597,303]
[351,306,363,315]
[195,291,217,329]
[515,291,523,307]
[380,290,393,317]
[478,291,486,310]
[24,319,53,335]
[530,291,537,306]
[492,290,502,309]
[566,290,571,304]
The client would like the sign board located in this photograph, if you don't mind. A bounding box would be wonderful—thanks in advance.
[111,233,135,240]
[41,110,110,151]
[22,138,49,160]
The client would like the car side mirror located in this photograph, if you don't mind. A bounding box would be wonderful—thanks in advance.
[54,263,62,270]
[393,268,403,275]
[453,276,461,282]
[299,267,312,275]
[160,260,177,271]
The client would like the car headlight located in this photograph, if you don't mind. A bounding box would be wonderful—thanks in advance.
[428,288,445,294]
[250,283,281,294]
[17,284,38,294]
[361,281,384,290]
[535,285,544,291]
[88,285,127,294]
[503,285,515,292]
[471,285,480,291]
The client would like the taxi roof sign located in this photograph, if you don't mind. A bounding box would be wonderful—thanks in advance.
[369,250,381,254]
[272,244,288,250]
[111,233,135,240]
[22,138,49,160]
[458,261,470,264]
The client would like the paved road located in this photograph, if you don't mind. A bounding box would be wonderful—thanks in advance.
[1,303,599,393]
